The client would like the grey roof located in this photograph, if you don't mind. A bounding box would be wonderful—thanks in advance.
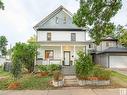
[98,47,127,54]
[33,5,81,30]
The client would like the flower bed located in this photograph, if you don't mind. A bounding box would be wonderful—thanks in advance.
[75,51,111,86]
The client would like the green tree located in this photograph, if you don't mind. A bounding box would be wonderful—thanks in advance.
[73,0,122,45]
[75,51,94,79]
[0,0,4,10]
[12,42,37,73]
[27,35,36,43]
[118,27,127,47]
[0,36,8,56]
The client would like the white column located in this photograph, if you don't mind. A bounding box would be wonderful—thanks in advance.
[73,45,76,65]
[61,45,63,65]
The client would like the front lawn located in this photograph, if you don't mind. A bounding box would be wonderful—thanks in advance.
[111,71,127,87]
[0,74,53,90]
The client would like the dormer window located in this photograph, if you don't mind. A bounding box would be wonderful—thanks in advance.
[63,15,67,24]
[56,17,59,24]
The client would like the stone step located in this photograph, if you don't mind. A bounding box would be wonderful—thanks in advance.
[63,75,78,87]
[62,66,76,75]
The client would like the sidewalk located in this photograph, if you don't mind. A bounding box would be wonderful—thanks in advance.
[0,88,125,95]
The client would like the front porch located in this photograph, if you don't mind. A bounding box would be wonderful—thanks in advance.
[37,44,86,66]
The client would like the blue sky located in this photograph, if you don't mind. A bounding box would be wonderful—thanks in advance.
[0,0,127,47]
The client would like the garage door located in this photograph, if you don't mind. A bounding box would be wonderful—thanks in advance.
[110,56,127,68]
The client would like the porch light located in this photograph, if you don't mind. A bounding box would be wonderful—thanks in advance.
[64,46,70,51]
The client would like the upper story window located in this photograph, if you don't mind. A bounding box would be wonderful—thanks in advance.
[63,15,67,24]
[106,42,109,47]
[47,33,51,41]
[56,17,59,24]
[71,33,76,41]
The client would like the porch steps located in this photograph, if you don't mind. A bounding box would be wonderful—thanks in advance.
[62,66,75,75]
[64,76,78,87]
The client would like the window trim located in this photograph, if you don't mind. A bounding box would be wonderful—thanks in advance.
[47,32,51,41]
[45,50,54,60]
[71,33,76,41]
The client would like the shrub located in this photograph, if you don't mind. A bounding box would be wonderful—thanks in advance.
[93,65,111,80]
[36,65,48,72]
[75,51,94,79]
[11,52,22,80]
[48,64,61,73]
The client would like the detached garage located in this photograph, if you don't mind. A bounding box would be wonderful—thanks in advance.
[94,47,127,68]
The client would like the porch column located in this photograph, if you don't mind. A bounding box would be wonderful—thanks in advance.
[61,45,63,65]
[73,45,76,65]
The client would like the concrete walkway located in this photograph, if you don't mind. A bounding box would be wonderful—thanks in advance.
[0,88,126,95]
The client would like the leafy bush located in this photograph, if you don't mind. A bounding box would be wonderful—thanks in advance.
[11,58,22,80]
[36,65,48,72]
[93,65,111,80]
[75,51,94,79]
[75,51,111,80]
[48,64,61,72]
[12,42,37,73]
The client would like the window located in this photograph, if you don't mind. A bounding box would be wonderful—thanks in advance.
[45,50,54,59]
[71,33,76,41]
[106,42,109,47]
[89,44,92,48]
[47,33,51,41]
[56,17,59,24]
[63,15,67,24]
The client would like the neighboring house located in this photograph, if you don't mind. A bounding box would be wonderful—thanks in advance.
[0,51,6,66]
[34,5,90,66]
[34,5,127,68]
[92,37,127,68]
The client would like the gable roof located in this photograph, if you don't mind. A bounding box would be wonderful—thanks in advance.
[34,5,81,30]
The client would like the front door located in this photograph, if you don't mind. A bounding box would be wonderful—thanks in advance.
[64,51,70,66]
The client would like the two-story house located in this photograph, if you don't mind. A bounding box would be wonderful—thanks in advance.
[34,5,127,69]
[34,6,90,66]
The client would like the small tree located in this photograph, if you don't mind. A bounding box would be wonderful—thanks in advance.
[118,28,127,47]
[12,42,37,73]
[11,47,22,80]
[0,36,8,56]
[75,51,94,79]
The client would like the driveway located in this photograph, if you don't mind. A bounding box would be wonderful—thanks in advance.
[0,88,126,95]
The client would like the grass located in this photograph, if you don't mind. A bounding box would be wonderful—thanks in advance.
[0,74,53,90]
[111,71,127,87]
[111,71,127,82]
[0,66,53,90]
